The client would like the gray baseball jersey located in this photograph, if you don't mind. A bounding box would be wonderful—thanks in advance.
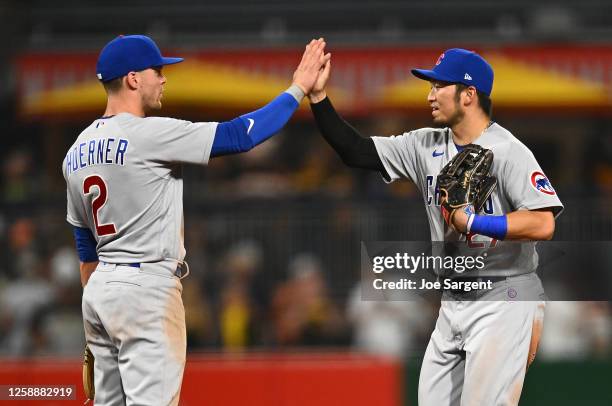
[66,86,303,405]
[64,113,216,405]
[62,113,216,264]
[372,124,557,405]
[372,123,564,276]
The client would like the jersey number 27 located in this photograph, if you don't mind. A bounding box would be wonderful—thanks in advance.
[83,175,117,236]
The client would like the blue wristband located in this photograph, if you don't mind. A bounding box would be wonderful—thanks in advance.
[470,214,508,240]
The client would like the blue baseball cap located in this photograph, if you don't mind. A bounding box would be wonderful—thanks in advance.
[96,35,184,83]
[411,48,494,96]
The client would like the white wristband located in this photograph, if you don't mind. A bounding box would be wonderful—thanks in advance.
[286,84,305,103]
[466,213,475,234]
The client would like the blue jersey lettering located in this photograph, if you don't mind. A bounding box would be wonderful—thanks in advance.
[64,137,129,176]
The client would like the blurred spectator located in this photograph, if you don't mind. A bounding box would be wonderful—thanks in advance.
[539,301,612,360]
[0,219,53,355]
[229,137,295,198]
[183,277,215,348]
[182,222,216,348]
[272,253,349,346]
[220,282,254,350]
[292,141,355,197]
[587,130,612,196]
[594,163,612,196]
[36,246,84,355]
[1,217,40,281]
[346,280,433,359]
[218,241,266,349]
[2,149,36,203]
[586,302,612,357]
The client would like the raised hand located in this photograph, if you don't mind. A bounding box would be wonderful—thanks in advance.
[308,57,331,103]
[292,38,331,96]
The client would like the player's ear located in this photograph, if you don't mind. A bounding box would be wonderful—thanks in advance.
[125,72,139,90]
[464,86,477,106]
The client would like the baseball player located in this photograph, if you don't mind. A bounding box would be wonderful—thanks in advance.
[309,49,563,405]
[62,34,329,405]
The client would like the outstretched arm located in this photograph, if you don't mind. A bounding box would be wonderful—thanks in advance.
[210,39,330,157]
[308,59,384,171]
[310,97,383,171]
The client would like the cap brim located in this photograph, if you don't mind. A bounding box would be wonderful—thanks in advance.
[411,68,455,84]
[161,57,184,66]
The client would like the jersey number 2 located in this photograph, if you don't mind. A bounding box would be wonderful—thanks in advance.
[83,175,117,236]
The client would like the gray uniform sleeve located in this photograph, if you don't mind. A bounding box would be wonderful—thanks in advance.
[371,132,418,183]
[62,157,88,228]
[66,188,88,227]
[502,142,564,216]
[122,116,217,165]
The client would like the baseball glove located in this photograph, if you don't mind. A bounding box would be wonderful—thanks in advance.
[83,345,95,402]
[436,144,497,229]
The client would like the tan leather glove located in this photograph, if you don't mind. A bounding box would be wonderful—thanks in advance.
[83,345,95,402]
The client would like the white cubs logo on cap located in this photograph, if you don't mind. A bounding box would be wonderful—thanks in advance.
[435,53,445,65]
[530,171,556,195]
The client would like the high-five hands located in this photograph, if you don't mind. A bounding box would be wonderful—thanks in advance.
[308,46,331,103]
[292,38,331,96]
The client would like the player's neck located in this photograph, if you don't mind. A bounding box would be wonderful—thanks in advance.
[450,113,492,145]
[104,95,146,118]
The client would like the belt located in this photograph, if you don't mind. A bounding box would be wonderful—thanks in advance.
[118,263,141,268]
[111,262,186,278]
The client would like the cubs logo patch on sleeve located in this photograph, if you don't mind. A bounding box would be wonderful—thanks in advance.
[530,171,556,195]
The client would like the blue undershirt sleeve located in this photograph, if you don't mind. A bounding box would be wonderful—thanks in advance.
[73,226,99,262]
[210,85,304,157]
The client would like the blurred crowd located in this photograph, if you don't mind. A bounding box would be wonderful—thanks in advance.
[1,117,612,360]
[0,214,610,361]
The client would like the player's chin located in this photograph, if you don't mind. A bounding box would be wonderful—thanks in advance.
[144,102,163,115]
[431,115,449,128]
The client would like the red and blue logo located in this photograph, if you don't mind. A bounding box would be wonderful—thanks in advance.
[530,171,556,195]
